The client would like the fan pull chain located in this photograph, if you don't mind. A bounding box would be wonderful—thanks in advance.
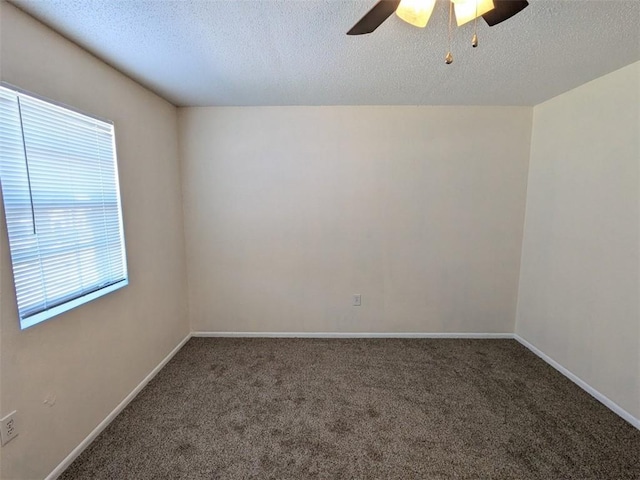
[445,0,453,64]
[472,0,479,47]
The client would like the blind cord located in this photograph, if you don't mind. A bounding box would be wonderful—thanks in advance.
[16,97,37,234]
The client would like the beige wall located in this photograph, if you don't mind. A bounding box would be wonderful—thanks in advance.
[179,106,532,334]
[516,62,640,420]
[0,3,189,479]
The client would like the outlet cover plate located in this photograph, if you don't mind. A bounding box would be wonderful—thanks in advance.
[0,411,18,446]
[353,294,362,306]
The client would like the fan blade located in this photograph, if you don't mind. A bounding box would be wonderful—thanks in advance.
[347,0,402,35]
[482,0,529,26]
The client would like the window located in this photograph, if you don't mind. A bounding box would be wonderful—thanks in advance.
[0,85,128,329]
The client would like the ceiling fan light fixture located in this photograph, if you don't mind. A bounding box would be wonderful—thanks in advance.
[453,0,495,26]
[395,0,437,28]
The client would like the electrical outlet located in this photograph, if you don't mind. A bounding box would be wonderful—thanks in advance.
[0,411,18,446]
[352,294,362,306]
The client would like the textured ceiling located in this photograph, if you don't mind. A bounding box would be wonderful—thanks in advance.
[9,0,640,107]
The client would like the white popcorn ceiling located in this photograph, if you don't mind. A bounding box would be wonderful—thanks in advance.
[9,0,640,107]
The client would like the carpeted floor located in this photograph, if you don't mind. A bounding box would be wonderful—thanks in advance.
[60,338,640,479]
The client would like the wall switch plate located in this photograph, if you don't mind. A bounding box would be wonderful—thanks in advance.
[352,294,362,306]
[0,411,18,446]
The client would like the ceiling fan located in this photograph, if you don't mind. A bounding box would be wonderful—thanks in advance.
[347,0,529,52]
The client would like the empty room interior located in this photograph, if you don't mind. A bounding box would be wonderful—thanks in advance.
[0,0,639,478]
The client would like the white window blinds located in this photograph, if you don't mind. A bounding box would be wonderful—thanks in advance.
[0,85,128,329]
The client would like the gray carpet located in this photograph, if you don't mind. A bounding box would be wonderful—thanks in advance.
[60,338,640,479]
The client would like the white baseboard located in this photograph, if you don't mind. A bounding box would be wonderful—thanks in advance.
[45,333,192,480]
[514,334,640,430]
[191,331,514,339]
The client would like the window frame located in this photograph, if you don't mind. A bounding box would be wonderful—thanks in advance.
[0,82,129,329]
